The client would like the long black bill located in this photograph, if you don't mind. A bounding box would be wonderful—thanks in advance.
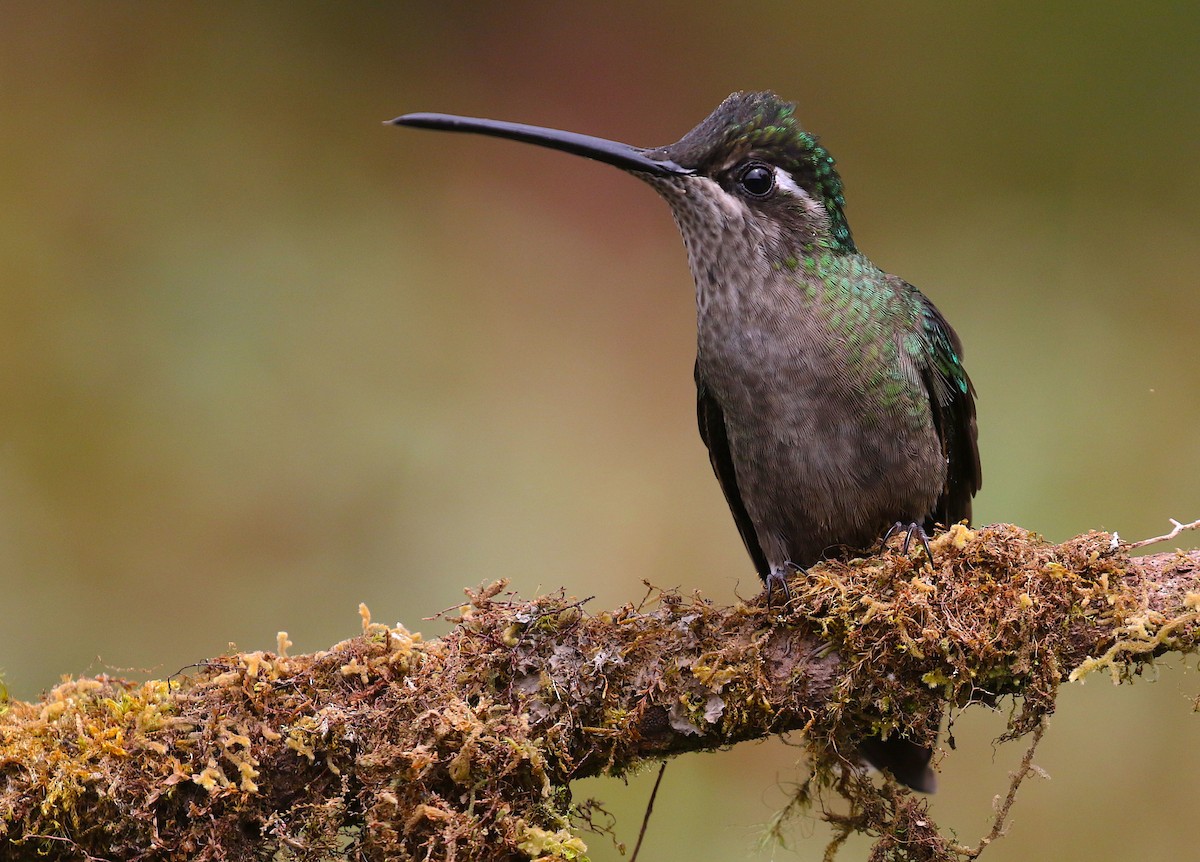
[391,112,693,177]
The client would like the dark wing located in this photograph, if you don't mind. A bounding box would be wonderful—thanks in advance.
[695,361,770,578]
[909,288,982,528]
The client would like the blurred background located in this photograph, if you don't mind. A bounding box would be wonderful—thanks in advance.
[2,3,1197,859]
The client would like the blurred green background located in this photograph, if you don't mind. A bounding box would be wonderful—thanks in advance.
[2,3,1198,859]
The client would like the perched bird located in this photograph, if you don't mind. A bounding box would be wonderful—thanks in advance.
[393,91,980,792]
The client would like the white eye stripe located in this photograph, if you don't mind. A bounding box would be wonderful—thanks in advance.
[772,166,806,198]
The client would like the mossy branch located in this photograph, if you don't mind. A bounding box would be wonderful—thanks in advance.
[1,524,1197,861]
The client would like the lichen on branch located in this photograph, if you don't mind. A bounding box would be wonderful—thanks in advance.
[0,525,1197,861]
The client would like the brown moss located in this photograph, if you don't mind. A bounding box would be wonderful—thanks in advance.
[0,528,1196,861]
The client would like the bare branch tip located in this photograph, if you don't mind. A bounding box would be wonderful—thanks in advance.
[1124,517,1200,550]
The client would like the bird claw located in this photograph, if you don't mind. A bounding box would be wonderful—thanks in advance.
[881,521,935,564]
[764,561,803,606]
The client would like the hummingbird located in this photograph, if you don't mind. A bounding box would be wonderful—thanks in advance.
[392,91,980,793]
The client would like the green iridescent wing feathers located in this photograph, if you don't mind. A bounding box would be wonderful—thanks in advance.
[912,288,981,528]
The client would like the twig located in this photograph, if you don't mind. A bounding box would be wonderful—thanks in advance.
[629,761,668,862]
[958,720,1048,858]
[1125,517,1200,550]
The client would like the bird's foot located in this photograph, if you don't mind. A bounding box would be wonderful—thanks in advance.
[881,521,935,564]
[764,561,804,606]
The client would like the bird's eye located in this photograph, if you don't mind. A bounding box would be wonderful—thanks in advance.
[737,163,775,198]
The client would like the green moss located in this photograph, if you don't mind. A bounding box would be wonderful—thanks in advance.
[517,824,589,861]
[0,528,1188,862]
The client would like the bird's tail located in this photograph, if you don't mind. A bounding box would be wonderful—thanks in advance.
[857,734,937,793]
